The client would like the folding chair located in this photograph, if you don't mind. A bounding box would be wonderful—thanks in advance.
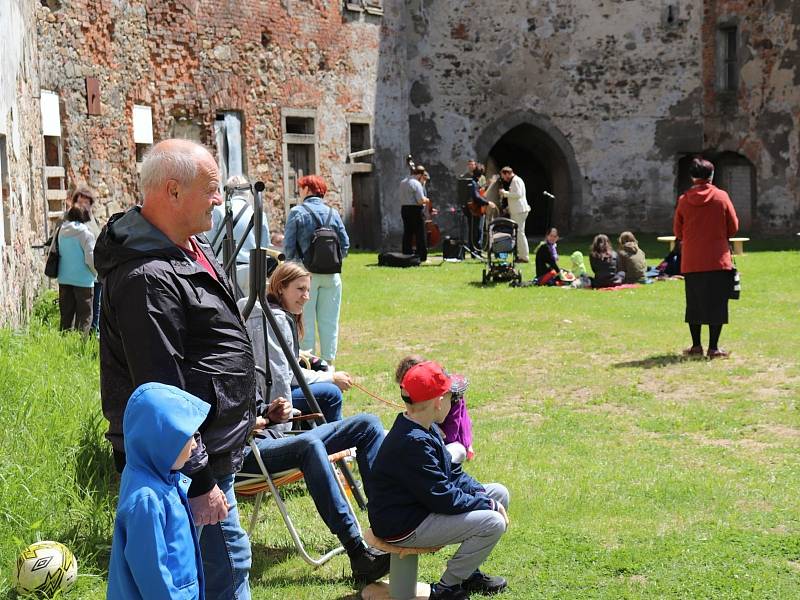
[234,434,362,567]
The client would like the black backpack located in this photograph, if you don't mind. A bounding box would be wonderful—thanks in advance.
[300,204,342,274]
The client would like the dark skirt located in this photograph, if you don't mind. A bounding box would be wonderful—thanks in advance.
[684,270,732,325]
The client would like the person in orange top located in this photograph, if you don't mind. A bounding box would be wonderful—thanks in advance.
[673,157,739,359]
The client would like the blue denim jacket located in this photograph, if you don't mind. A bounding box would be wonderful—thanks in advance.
[283,196,350,263]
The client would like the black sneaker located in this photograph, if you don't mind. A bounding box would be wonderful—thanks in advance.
[461,570,507,595]
[429,582,470,600]
[350,545,390,584]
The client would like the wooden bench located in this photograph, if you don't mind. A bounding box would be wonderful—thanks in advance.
[729,237,750,255]
[657,235,677,251]
[360,528,443,600]
[658,235,750,255]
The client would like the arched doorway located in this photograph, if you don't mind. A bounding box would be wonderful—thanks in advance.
[475,112,581,237]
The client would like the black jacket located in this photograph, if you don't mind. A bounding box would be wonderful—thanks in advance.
[590,251,621,288]
[535,242,560,279]
[95,207,257,497]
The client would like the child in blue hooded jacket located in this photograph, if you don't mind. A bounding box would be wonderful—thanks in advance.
[108,383,210,600]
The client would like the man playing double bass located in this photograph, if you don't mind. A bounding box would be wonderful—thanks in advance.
[399,165,432,262]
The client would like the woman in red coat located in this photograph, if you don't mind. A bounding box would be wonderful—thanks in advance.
[673,157,739,358]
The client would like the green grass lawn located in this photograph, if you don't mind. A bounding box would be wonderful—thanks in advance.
[2,236,800,599]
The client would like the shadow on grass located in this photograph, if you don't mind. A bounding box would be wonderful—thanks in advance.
[613,353,701,369]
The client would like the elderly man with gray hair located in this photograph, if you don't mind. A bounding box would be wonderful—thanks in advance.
[95,139,256,599]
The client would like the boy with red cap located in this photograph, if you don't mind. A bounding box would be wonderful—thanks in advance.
[368,361,509,600]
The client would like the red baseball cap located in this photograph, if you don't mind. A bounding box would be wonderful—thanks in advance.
[401,361,452,403]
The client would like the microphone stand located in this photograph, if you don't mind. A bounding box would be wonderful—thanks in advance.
[239,183,367,510]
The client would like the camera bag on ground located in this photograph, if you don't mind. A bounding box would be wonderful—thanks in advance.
[378,252,421,267]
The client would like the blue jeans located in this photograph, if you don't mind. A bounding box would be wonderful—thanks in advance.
[240,414,384,544]
[198,473,251,600]
[292,381,343,423]
[300,273,342,362]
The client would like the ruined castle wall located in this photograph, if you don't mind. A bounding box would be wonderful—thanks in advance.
[0,1,47,328]
[37,0,382,227]
[390,0,707,237]
[703,0,800,232]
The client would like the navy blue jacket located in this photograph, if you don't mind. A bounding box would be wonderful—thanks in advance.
[368,413,495,541]
[108,383,209,600]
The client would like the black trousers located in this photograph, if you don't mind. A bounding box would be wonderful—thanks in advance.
[59,284,93,334]
[401,205,427,261]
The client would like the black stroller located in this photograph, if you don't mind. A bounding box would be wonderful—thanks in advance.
[481,217,522,284]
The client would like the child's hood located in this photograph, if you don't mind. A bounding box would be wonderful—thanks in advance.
[620,241,640,256]
[123,383,210,478]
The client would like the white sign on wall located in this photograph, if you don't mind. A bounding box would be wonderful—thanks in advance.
[133,105,153,144]
[40,90,61,137]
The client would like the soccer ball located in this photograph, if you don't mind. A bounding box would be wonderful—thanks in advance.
[14,541,78,596]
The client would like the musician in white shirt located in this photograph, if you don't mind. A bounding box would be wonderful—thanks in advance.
[499,166,530,262]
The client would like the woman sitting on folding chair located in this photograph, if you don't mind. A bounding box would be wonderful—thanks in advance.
[267,261,355,423]
[239,261,390,582]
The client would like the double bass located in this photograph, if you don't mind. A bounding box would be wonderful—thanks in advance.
[406,155,441,247]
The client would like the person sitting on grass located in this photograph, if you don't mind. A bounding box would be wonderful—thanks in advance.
[369,361,509,600]
[617,231,647,283]
[534,227,563,286]
[589,233,625,288]
[108,382,210,600]
[395,354,475,464]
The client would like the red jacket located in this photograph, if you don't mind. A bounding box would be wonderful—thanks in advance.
[673,183,739,273]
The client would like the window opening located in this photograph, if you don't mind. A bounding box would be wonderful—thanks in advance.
[719,26,738,91]
[285,116,314,135]
[282,111,317,215]
[214,111,244,190]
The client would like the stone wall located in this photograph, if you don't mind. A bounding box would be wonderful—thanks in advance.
[374,0,799,238]
[0,1,47,329]
[379,0,705,238]
[702,0,800,232]
[37,0,382,228]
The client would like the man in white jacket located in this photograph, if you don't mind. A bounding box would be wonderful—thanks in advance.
[499,166,530,262]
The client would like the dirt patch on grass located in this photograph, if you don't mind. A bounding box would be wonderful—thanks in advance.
[575,402,641,417]
[689,432,772,452]
[471,398,545,427]
[755,424,800,439]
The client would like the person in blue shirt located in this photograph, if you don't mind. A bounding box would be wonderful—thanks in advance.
[368,361,510,600]
[108,382,210,600]
[283,175,350,366]
[57,205,97,334]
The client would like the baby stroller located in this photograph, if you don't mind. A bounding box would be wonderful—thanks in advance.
[481,217,522,284]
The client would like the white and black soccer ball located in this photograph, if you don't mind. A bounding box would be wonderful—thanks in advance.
[15,541,78,596]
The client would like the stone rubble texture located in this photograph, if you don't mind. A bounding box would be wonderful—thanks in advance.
[1,0,799,326]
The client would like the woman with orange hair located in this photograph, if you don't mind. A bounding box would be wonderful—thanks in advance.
[283,175,350,366]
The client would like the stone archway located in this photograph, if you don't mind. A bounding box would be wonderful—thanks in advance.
[475,111,582,236]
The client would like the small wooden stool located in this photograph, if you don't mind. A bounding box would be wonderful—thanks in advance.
[729,237,750,255]
[361,528,442,600]
[657,235,677,251]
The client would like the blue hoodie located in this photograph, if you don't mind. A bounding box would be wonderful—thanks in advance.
[108,383,210,600]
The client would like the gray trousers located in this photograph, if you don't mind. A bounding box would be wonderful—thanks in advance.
[395,483,509,586]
